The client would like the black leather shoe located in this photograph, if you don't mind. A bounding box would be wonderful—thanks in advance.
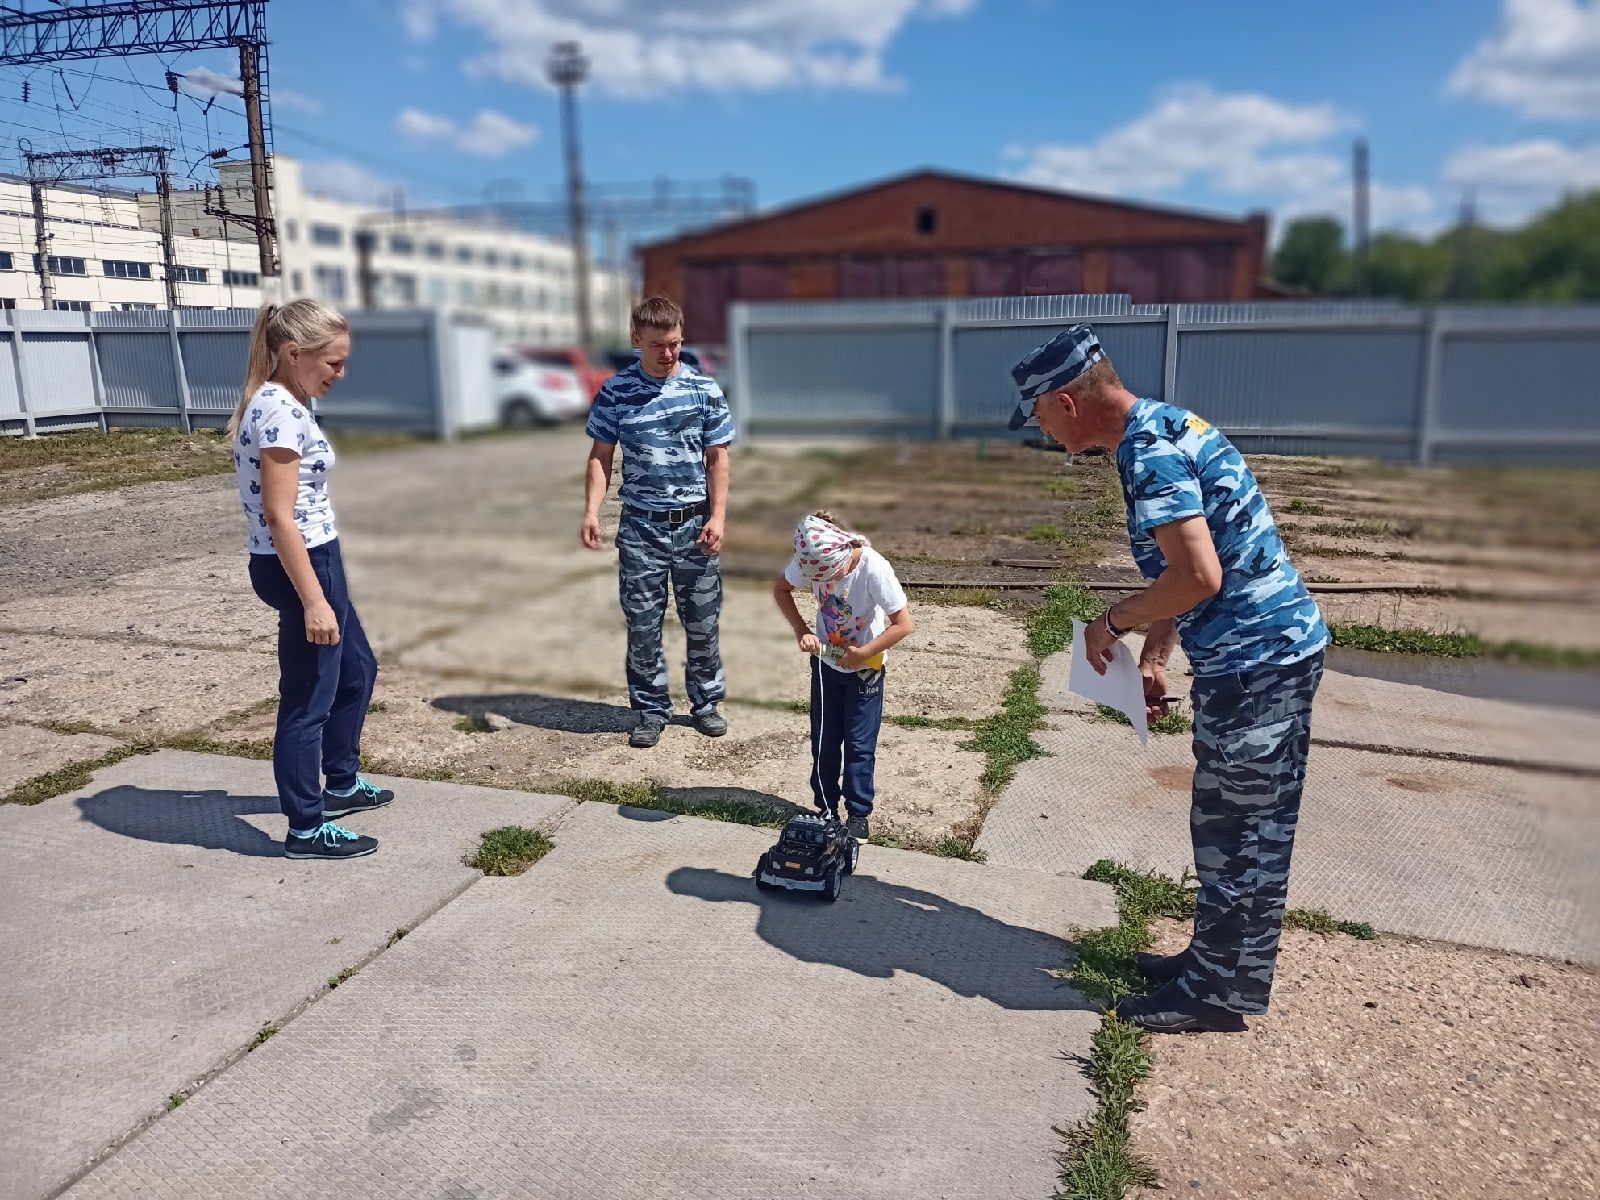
[1134,949,1191,983]
[692,708,728,737]
[1113,984,1248,1034]
[629,720,665,749]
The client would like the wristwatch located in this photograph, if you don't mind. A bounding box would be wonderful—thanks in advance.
[1102,608,1128,639]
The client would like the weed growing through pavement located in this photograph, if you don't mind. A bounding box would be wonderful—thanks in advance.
[465,826,554,877]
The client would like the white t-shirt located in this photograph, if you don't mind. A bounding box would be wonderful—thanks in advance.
[784,546,908,674]
[233,383,338,555]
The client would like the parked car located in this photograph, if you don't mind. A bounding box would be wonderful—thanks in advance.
[493,353,588,427]
[520,346,610,403]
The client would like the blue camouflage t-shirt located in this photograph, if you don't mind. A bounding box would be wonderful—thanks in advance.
[1116,399,1328,676]
[585,361,735,511]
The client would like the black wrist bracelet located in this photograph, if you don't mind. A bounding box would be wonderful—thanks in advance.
[1103,609,1128,638]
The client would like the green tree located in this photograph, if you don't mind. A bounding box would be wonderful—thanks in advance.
[1271,216,1348,294]
[1364,233,1450,302]
[1488,190,1600,301]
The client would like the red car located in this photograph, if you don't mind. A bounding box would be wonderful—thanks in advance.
[518,347,610,404]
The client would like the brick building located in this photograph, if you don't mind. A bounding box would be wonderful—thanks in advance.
[640,169,1273,344]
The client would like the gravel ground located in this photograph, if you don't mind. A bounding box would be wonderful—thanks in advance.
[1132,922,1600,1199]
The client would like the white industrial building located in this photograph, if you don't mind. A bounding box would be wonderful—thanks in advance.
[2,155,632,343]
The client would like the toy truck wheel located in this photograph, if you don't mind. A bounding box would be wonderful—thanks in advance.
[843,839,859,875]
[823,865,842,902]
[755,877,778,892]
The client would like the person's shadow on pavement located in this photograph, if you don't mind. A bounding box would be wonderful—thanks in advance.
[76,786,283,857]
[667,866,1094,1012]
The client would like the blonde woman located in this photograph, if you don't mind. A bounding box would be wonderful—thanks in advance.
[229,300,391,860]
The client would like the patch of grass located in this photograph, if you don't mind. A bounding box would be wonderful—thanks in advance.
[867,829,989,862]
[887,714,977,731]
[1052,1016,1159,1200]
[41,718,100,735]
[164,731,275,760]
[0,428,234,507]
[167,1092,187,1111]
[1330,623,1481,657]
[551,777,790,827]
[1029,581,1101,658]
[950,521,991,536]
[2,741,153,806]
[385,927,410,949]
[1306,519,1417,541]
[1285,498,1325,516]
[1285,908,1376,939]
[933,835,988,862]
[454,713,493,734]
[1092,705,1193,736]
[1043,478,1085,499]
[1026,522,1065,545]
[326,965,359,990]
[367,700,388,714]
[1289,541,1385,560]
[736,696,811,715]
[1489,640,1600,671]
[247,1023,277,1052]
[911,587,998,608]
[465,825,554,877]
[961,667,1047,793]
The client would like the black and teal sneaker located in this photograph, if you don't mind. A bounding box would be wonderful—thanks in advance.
[284,822,379,860]
[321,777,394,818]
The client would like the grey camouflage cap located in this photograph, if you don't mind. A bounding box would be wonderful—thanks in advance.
[1007,324,1105,430]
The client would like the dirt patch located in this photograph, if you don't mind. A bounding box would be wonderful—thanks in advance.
[1132,922,1600,1200]
[1382,772,1452,794]
[1148,765,1193,791]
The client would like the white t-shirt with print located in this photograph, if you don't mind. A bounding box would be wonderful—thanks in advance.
[233,383,338,555]
[784,546,908,674]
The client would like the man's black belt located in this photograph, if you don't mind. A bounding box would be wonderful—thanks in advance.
[628,501,708,525]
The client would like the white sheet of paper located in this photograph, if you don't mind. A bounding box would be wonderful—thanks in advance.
[1068,619,1149,745]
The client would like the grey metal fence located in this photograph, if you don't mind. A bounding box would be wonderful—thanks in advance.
[1,308,489,440]
[726,294,1600,464]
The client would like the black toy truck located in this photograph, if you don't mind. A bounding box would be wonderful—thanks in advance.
[754,812,859,902]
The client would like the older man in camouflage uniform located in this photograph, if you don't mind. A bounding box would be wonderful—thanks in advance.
[582,296,734,748]
[1008,324,1329,1034]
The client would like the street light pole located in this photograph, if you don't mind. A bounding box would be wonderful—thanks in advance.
[547,41,593,350]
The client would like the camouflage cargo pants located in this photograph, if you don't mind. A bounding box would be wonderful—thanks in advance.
[616,507,725,723]
[1176,649,1325,1015]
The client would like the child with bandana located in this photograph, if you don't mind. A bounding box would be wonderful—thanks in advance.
[773,511,914,841]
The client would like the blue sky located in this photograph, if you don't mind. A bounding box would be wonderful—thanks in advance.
[6,0,1599,242]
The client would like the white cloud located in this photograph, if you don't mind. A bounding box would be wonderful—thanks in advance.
[401,0,976,96]
[1448,0,1600,119]
[1008,83,1443,239]
[274,88,324,115]
[297,159,405,206]
[1445,138,1600,222]
[180,66,243,99]
[1012,84,1348,198]
[396,107,539,156]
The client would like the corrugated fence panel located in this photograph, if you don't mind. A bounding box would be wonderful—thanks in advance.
[180,330,249,412]
[17,332,97,414]
[97,331,182,410]
[745,325,940,434]
[1177,327,1422,442]
[951,316,1170,433]
[1436,330,1599,434]
[317,322,442,435]
[0,332,20,418]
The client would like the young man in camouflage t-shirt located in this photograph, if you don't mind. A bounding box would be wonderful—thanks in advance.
[582,296,735,748]
[1008,324,1329,1034]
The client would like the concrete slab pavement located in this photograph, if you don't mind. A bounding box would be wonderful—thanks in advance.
[65,801,1114,1200]
[0,751,571,1200]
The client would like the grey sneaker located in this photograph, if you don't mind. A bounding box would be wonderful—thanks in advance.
[692,708,728,737]
[629,719,665,749]
[846,813,870,841]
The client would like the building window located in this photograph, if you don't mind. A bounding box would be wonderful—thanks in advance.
[314,265,347,301]
[428,277,448,305]
[0,251,13,271]
[223,269,261,287]
[389,234,415,256]
[509,253,525,271]
[115,302,157,310]
[103,259,153,279]
[483,249,500,269]
[390,273,418,305]
[916,206,937,235]
[171,265,208,283]
[424,241,445,261]
[311,224,343,247]
[454,245,473,265]
[456,280,475,305]
[35,255,88,276]
[291,270,304,293]
[284,220,299,242]
[52,299,91,311]
[1,297,16,309]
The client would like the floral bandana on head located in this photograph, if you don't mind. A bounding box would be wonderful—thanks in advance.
[793,514,865,584]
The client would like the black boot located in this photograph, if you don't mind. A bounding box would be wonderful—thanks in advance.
[1113,982,1247,1034]
[1134,949,1191,984]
